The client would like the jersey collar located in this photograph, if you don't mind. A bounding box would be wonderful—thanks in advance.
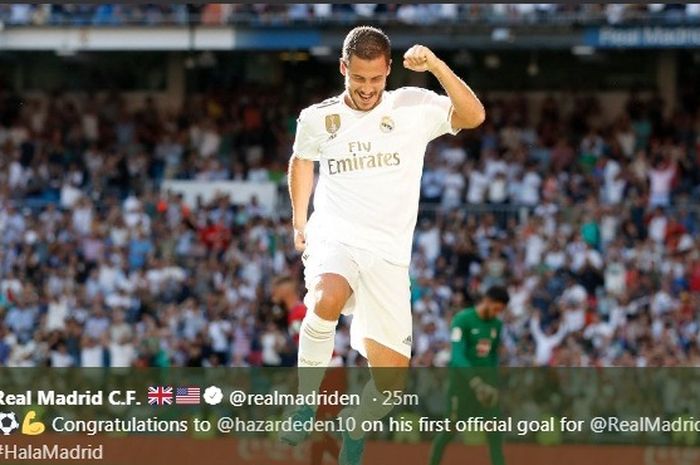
[340,90,389,114]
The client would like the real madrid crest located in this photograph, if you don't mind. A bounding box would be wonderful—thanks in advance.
[325,114,341,135]
[380,116,395,133]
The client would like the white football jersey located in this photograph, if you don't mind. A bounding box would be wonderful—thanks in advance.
[292,87,459,266]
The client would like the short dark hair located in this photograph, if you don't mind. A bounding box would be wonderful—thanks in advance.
[484,285,510,305]
[272,275,294,288]
[342,26,391,65]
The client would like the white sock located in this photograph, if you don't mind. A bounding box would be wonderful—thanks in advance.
[348,379,394,440]
[297,311,337,399]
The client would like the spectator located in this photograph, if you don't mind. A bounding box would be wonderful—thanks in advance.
[1,68,700,369]
[648,154,676,208]
[529,311,568,366]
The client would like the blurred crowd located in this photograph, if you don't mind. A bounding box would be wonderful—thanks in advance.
[1,4,700,27]
[413,89,700,368]
[1,74,700,368]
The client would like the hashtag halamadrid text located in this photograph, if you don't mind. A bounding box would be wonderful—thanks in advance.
[0,444,103,461]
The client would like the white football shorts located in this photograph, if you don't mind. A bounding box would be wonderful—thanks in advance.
[302,238,412,360]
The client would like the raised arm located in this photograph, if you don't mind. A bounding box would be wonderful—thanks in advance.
[529,311,546,344]
[403,44,486,129]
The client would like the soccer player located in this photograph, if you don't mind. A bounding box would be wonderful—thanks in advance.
[271,275,307,345]
[272,275,343,465]
[429,286,510,465]
[283,26,486,465]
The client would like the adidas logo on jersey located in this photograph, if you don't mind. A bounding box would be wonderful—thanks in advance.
[402,335,413,346]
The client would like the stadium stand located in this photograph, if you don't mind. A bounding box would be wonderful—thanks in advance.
[1,4,699,368]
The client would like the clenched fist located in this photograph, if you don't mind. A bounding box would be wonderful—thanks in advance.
[403,44,440,73]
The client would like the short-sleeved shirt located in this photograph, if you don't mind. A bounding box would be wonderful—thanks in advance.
[450,307,502,368]
[292,87,458,266]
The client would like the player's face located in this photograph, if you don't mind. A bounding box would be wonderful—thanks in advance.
[481,299,506,319]
[271,286,283,304]
[340,55,391,111]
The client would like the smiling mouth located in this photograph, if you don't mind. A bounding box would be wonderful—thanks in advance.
[358,93,373,103]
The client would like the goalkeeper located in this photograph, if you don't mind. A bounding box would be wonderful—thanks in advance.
[429,286,509,465]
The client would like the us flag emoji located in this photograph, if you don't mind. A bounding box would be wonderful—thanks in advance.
[175,387,201,405]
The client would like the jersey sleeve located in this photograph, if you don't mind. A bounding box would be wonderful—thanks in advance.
[291,108,321,161]
[394,87,460,142]
[494,320,503,366]
[450,311,471,367]
[420,89,460,141]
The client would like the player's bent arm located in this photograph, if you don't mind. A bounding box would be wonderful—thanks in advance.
[451,339,470,368]
[429,59,485,130]
[529,314,546,343]
[452,333,485,394]
[288,155,315,231]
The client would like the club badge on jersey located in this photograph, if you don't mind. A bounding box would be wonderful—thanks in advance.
[325,114,341,138]
[476,339,492,357]
[380,115,395,133]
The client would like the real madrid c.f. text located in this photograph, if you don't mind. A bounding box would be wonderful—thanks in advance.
[0,390,104,406]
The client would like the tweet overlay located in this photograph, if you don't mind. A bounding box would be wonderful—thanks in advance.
[0,368,698,464]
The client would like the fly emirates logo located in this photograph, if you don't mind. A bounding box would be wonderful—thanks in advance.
[327,141,400,175]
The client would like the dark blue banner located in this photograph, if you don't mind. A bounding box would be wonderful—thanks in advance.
[585,26,700,48]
